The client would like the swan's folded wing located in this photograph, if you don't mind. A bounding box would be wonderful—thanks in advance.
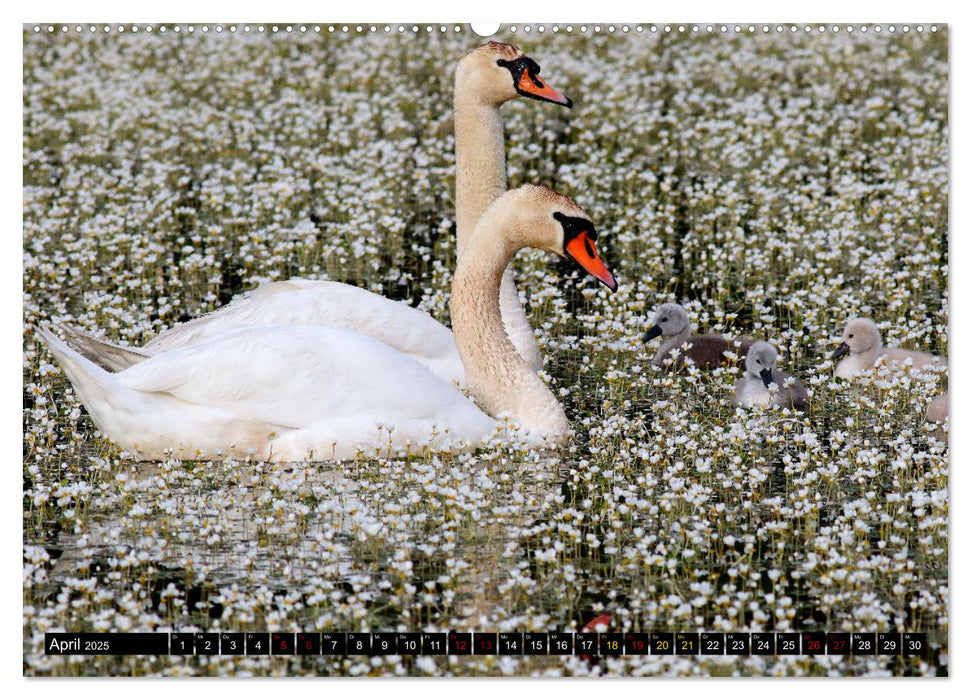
[119,326,481,430]
[142,281,461,380]
[141,280,336,352]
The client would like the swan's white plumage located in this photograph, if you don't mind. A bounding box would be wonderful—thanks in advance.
[141,280,464,385]
[40,324,493,461]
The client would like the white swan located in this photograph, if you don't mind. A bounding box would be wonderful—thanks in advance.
[38,185,617,462]
[58,42,572,384]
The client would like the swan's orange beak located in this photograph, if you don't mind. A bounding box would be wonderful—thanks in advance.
[565,232,617,291]
[517,71,573,107]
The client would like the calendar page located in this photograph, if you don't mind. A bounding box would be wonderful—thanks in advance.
[23,21,948,678]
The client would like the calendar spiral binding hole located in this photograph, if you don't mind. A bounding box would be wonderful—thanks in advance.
[28,24,940,36]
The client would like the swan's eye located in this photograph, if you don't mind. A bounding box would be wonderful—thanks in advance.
[848,334,854,339]
[661,317,668,323]
[756,360,762,365]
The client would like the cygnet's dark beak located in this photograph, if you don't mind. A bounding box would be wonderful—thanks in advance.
[831,342,850,361]
[760,368,774,388]
[643,325,662,343]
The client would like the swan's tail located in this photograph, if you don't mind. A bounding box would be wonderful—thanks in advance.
[35,324,123,421]
[55,323,150,371]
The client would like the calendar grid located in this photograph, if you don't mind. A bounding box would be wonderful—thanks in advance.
[44,632,929,657]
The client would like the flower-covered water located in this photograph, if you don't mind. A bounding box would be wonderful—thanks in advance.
[23,24,948,676]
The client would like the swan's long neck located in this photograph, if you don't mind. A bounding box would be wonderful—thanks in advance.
[655,325,692,365]
[453,85,544,371]
[450,210,570,441]
[454,97,505,256]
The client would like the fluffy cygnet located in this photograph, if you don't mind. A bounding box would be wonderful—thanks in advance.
[832,318,945,379]
[733,341,808,409]
[643,303,752,370]
[926,392,948,424]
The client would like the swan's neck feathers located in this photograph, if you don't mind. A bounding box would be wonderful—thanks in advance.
[836,340,885,378]
[655,325,693,365]
[861,335,884,356]
[498,267,544,371]
[451,218,569,441]
[454,96,506,259]
[454,88,542,371]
